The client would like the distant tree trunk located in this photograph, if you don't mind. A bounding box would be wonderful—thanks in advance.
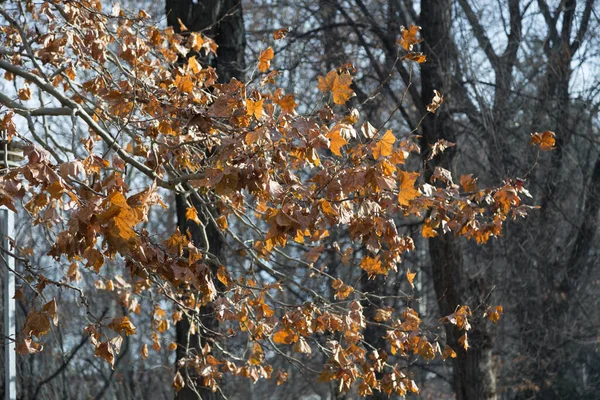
[420,1,497,399]
[165,1,245,399]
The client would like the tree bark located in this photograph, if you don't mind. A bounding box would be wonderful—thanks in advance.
[420,1,497,399]
[165,1,245,399]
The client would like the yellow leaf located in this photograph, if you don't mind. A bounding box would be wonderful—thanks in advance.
[246,99,264,119]
[258,47,274,72]
[422,221,438,238]
[458,333,469,351]
[398,170,420,206]
[317,70,355,105]
[217,265,231,287]
[360,255,387,277]
[185,206,201,225]
[175,75,194,94]
[372,130,396,159]
[249,342,264,365]
[406,269,417,288]
[188,56,201,74]
[327,130,348,156]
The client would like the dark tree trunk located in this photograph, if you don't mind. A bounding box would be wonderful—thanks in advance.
[420,1,497,399]
[165,1,245,399]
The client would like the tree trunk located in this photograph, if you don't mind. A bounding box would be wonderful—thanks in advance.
[420,1,497,399]
[166,1,245,399]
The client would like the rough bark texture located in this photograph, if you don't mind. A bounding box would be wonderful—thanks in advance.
[419,1,497,399]
[166,1,245,399]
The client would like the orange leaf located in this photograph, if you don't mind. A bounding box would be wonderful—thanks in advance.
[246,99,264,119]
[458,333,469,351]
[258,47,274,72]
[397,25,422,51]
[185,206,201,225]
[107,316,136,336]
[217,265,231,287]
[317,70,355,105]
[174,75,194,94]
[372,130,396,159]
[332,279,353,300]
[460,174,478,192]
[173,371,185,392]
[398,170,420,206]
[530,131,556,151]
[442,345,457,360]
[276,94,297,114]
[249,342,264,365]
[273,328,297,344]
[360,255,387,277]
[406,269,417,288]
[327,129,348,156]
[272,28,289,40]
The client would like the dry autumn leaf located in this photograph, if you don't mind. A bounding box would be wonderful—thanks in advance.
[317,70,355,105]
[273,328,297,344]
[427,90,444,113]
[530,131,556,151]
[398,170,420,206]
[372,130,396,159]
[397,25,422,51]
[406,269,417,289]
[258,47,274,72]
[272,28,289,40]
[107,316,136,336]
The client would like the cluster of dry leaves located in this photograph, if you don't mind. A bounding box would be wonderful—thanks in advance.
[0,1,550,396]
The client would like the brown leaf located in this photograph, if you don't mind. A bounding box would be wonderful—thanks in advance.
[258,47,274,72]
[530,131,556,151]
[173,371,185,392]
[272,28,289,40]
[107,316,136,336]
[427,90,444,113]
[248,342,264,365]
[95,342,115,368]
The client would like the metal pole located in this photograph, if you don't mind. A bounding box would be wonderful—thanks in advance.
[1,207,16,400]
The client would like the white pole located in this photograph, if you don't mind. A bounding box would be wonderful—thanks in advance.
[1,207,16,400]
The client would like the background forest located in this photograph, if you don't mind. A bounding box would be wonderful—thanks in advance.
[1,0,599,399]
